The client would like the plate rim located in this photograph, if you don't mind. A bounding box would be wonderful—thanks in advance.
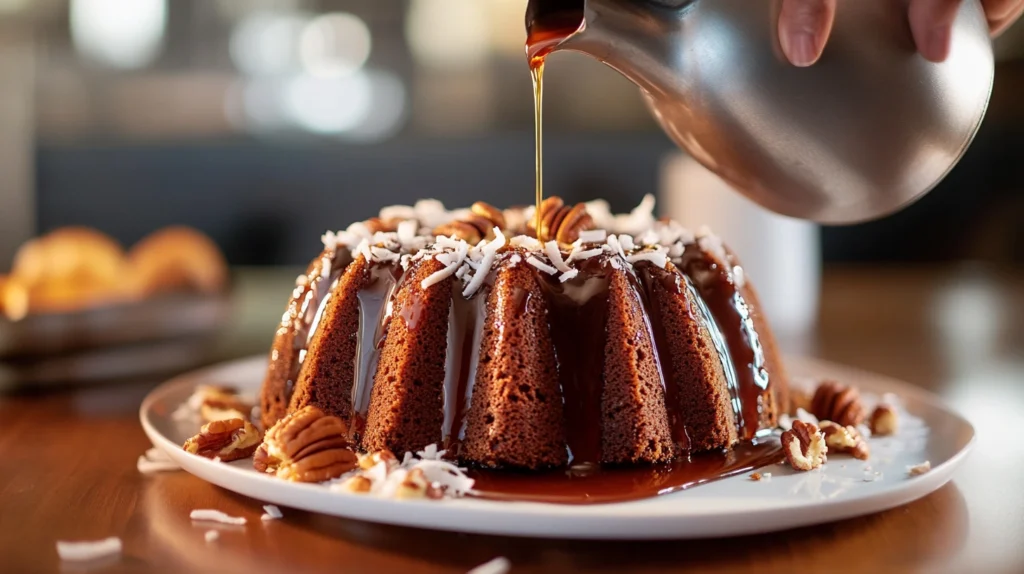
[140,355,975,539]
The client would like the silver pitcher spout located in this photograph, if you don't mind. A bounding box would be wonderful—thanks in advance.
[528,0,995,223]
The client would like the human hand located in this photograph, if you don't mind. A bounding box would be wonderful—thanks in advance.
[778,0,1024,67]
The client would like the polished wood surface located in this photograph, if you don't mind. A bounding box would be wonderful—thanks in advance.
[1,266,1021,573]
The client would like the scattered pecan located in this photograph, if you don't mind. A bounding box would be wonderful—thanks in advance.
[527,196,595,244]
[470,202,506,230]
[183,418,261,462]
[819,420,870,460]
[810,380,866,427]
[869,404,899,436]
[195,385,252,423]
[781,420,828,471]
[907,461,931,476]
[337,475,373,494]
[432,202,505,243]
[749,472,763,481]
[253,406,357,483]
[788,387,813,414]
[357,449,399,471]
[363,217,402,234]
[395,468,444,500]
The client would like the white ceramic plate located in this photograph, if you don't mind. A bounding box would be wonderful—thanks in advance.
[141,355,974,539]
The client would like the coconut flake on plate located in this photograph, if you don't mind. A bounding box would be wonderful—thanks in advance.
[467,557,512,574]
[56,537,122,562]
[189,509,247,526]
[261,504,283,521]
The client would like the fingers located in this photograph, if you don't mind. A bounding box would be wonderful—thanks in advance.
[778,0,837,67]
[983,0,1024,35]
[908,0,963,62]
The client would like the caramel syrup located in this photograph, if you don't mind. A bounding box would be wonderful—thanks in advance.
[526,8,584,240]
[470,438,782,504]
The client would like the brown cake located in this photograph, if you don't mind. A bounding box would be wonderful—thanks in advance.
[258,196,789,470]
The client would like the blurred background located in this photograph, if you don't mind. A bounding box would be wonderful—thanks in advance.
[0,0,1021,267]
[0,0,1020,382]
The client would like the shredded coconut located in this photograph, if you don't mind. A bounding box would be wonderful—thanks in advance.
[625,249,669,268]
[137,447,180,474]
[733,266,746,288]
[577,229,607,243]
[468,556,512,574]
[544,241,572,273]
[379,204,417,221]
[261,505,283,521]
[526,256,558,275]
[56,538,122,562]
[421,240,468,289]
[510,235,542,251]
[559,269,579,282]
[189,510,247,526]
[697,227,730,268]
[328,443,475,500]
[462,251,495,298]
[568,247,603,262]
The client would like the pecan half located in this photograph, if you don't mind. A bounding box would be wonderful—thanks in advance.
[433,201,505,243]
[869,404,899,436]
[819,420,870,460]
[183,418,261,462]
[252,406,357,483]
[527,196,595,244]
[810,380,866,427]
[363,217,401,234]
[781,420,828,471]
[195,385,252,423]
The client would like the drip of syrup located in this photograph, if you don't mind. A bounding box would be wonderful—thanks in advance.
[532,62,545,241]
[526,9,584,241]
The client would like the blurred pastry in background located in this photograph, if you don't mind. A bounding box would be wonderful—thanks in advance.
[1,225,228,321]
[128,226,229,297]
[3,227,132,320]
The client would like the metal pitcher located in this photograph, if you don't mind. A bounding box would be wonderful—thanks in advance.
[527,0,995,223]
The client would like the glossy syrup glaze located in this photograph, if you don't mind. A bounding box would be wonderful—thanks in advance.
[469,437,782,504]
[349,263,405,441]
[299,242,782,503]
[679,244,772,438]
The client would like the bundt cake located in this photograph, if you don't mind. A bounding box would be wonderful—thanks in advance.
[258,196,789,470]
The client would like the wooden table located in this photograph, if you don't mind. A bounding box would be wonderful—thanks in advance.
[2,266,1022,573]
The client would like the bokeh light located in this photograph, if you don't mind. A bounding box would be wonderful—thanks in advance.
[406,0,490,70]
[283,73,374,134]
[299,12,372,78]
[230,10,308,76]
[70,0,167,70]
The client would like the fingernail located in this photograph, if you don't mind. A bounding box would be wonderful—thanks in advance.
[784,32,818,67]
[923,27,951,62]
